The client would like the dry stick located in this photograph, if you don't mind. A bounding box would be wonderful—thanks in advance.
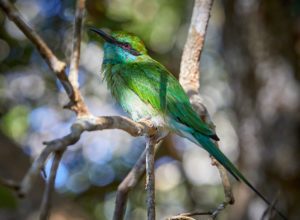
[113,142,160,220]
[39,1,85,215]
[69,0,85,90]
[169,211,212,220]
[146,137,156,220]
[179,0,213,93]
[178,0,234,219]
[39,151,64,220]
[261,192,280,220]
[0,0,89,116]
[113,149,147,220]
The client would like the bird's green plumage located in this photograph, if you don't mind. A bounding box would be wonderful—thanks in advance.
[101,30,250,183]
[91,29,286,219]
[105,59,216,138]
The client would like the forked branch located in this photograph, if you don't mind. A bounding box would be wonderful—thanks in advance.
[18,115,154,198]
[0,0,89,116]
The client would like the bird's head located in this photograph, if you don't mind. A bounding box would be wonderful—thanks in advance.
[90,28,148,63]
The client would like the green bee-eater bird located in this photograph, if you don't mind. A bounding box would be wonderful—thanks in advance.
[89,28,286,219]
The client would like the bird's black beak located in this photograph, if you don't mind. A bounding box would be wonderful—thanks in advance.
[89,27,117,44]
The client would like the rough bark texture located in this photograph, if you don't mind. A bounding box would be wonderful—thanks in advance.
[179,0,213,94]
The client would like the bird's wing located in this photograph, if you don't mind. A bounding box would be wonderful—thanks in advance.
[116,59,217,139]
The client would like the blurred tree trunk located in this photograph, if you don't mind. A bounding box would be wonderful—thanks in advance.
[222,0,300,219]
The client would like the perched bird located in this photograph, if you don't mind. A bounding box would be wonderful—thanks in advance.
[90,28,287,219]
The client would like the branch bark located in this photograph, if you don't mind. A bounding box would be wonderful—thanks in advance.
[113,149,147,220]
[0,0,89,116]
[39,151,64,220]
[146,136,156,220]
[179,0,213,94]
[113,142,161,220]
[18,116,154,197]
[178,0,234,218]
[69,0,85,89]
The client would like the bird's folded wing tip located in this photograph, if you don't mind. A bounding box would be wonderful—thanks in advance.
[209,134,220,141]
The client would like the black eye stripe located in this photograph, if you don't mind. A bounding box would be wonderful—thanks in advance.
[117,42,141,56]
[129,48,141,56]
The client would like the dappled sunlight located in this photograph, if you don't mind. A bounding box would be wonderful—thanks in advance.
[155,157,182,191]
[183,147,220,185]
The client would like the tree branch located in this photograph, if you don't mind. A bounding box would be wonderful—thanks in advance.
[178,0,234,218]
[113,142,161,220]
[113,149,147,220]
[39,151,64,220]
[18,116,154,197]
[146,136,156,220]
[69,0,85,89]
[0,0,89,116]
[179,0,213,94]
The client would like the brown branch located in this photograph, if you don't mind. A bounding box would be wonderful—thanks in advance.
[169,211,211,220]
[146,136,156,220]
[39,151,64,220]
[69,0,85,89]
[18,116,154,197]
[0,0,89,116]
[113,149,147,220]
[168,202,229,220]
[178,0,234,218]
[113,142,161,220]
[179,0,213,94]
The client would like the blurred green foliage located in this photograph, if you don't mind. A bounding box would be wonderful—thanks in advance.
[0,186,16,209]
[1,105,29,143]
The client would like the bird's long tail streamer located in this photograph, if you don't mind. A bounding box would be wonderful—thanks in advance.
[193,132,287,220]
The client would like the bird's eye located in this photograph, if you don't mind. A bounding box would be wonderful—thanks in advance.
[123,43,130,49]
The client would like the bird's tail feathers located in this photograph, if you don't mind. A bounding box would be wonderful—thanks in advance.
[192,132,287,220]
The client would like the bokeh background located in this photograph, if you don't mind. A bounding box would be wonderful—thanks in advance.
[0,0,299,219]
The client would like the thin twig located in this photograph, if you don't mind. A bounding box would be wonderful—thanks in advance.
[146,136,156,220]
[113,149,147,220]
[168,202,229,220]
[190,97,235,206]
[39,151,64,220]
[168,211,212,220]
[69,0,85,89]
[261,192,280,220]
[168,216,196,220]
[113,143,161,220]
[211,156,234,204]
[0,0,89,116]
